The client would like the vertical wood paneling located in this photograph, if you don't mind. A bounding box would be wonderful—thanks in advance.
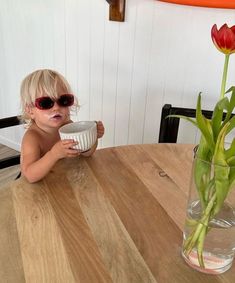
[0,0,235,149]
[162,6,193,106]
[114,0,137,146]
[142,4,172,143]
[53,0,67,74]
[76,0,92,121]
[101,17,120,147]
[89,0,106,133]
[127,0,155,145]
[0,1,29,116]
[64,0,79,100]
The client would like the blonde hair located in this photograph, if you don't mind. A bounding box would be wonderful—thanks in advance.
[20,69,78,123]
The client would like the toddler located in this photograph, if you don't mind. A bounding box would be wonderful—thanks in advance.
[20,69,104,183]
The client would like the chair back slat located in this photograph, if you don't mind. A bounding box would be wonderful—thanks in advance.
[158,104,233,143]
[0,116,22,176]
[0,116,21,129]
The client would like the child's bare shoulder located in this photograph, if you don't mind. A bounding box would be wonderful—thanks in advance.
[22,126,42,144]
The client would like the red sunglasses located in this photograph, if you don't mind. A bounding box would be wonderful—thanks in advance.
[35,94,74,110]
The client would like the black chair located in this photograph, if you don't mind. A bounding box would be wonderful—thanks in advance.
[158,104,217,143]
[0,116,22,171]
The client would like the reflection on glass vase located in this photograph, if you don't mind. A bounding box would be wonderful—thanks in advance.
[182,154,235,274]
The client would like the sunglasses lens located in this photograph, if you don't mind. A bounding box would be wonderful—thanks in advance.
[35,94,74,110]
[58,94,74,107]
[35,97,54,110]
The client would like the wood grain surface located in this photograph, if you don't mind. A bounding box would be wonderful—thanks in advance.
[0,144,234,282]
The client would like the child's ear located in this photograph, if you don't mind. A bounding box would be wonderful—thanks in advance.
[25,105,35,119]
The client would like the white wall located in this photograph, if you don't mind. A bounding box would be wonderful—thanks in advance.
[0,0,235,150]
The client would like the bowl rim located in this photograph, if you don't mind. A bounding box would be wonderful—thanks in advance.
[59,121,97,135]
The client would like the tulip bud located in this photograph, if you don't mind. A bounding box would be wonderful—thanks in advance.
[211,23,235,55]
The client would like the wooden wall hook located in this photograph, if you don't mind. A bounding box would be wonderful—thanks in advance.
[106,0,126,22]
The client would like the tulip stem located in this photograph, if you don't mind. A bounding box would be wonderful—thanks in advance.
[220,54,230,99]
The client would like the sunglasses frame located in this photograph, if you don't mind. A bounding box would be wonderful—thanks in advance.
[34,94,74,110]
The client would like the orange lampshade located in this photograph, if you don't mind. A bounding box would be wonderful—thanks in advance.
[158,0,235,9]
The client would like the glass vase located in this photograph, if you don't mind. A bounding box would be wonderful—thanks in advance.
[182,154,235,274]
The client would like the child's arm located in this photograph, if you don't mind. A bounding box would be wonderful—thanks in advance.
[21,132,79,183]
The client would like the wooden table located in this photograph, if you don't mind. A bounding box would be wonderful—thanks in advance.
[0,144,234,282]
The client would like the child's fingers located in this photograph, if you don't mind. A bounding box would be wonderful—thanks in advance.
[62,139,77,145]
[61,140,80,151]
[67,148,81,157]
[96,122,105,134]
[61,139,75,144]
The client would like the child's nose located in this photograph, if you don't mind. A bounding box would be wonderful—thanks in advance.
[52,101,60,109]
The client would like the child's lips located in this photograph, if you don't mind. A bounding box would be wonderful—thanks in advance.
[51,114,63,120]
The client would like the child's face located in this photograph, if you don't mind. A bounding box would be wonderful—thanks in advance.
[27,84,73,131]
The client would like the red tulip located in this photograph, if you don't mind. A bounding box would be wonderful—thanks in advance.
[211,24,235,54]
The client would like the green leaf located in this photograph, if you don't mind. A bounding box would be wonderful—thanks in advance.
[225,116,235,134]
[166,114,197,127]
[211,97,229,140]
[227,155,235,189]
[225,138,235,160]
[196,94,215,149]
[194,136,212,208]
[226,144,235,190]
[213,124,230,214]
[223,86,235,125]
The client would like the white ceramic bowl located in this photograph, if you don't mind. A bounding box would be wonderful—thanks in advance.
[59,121,97,152]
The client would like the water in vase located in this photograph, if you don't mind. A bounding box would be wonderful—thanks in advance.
[182,200,235,274]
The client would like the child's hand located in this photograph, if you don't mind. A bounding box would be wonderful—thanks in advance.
[96,121,105,138]
[51,139,80,159]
